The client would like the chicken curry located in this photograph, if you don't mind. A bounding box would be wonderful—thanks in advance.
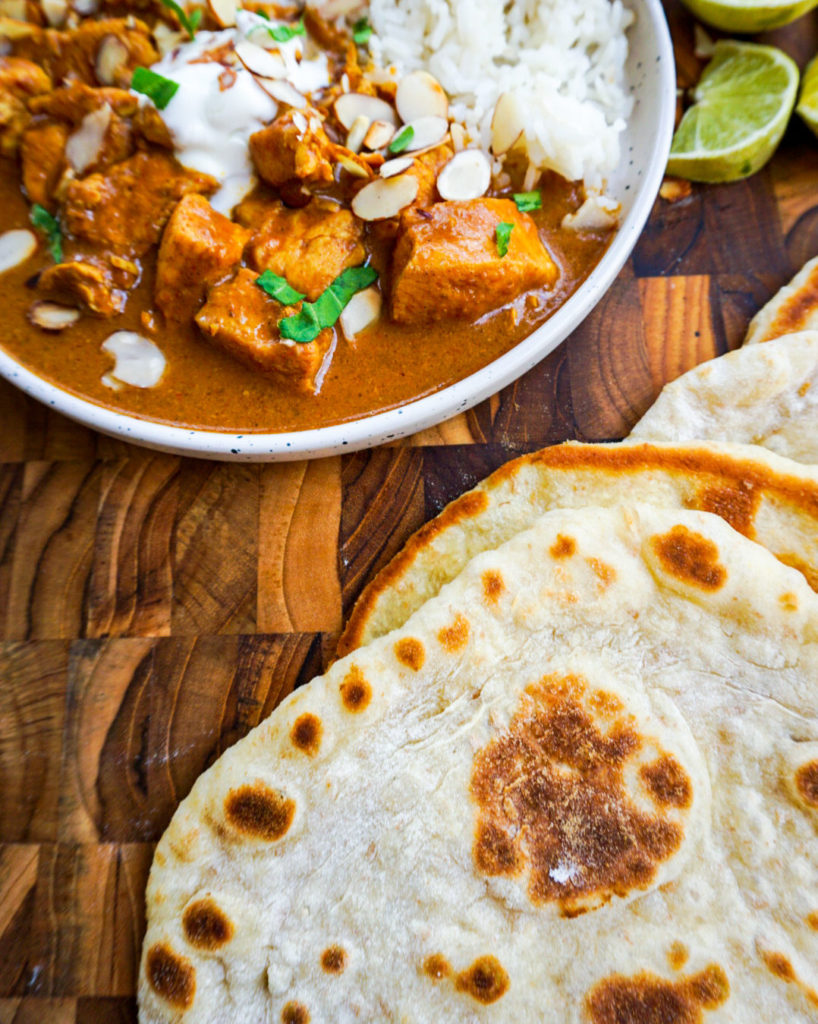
[0,1,616,432]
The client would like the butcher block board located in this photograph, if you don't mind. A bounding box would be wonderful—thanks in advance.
[2,3,818,1020]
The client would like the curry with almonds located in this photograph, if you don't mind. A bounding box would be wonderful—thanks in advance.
[0,1,616,432]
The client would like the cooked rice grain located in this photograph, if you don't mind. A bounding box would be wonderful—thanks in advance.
[367,0,634,187]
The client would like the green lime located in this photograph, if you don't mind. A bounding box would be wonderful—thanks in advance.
[797,54,818,136]
[667,40,799,183]
[680,0,818,33]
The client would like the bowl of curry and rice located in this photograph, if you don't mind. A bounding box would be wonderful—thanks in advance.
[0,0,674,459]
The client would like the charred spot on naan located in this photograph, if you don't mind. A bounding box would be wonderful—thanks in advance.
[667,942,689,971]
[760,950,818,1007]
[550,534,576,559]
[807,910,818,930]
[394,636,425,670]
[586,965,729,1024]
[290,712,323,755]
[320,945,348,973]
[281,1001,310,1023]
[470,674,694,915]
[339,665,372,712]
[794,760,818,808]
[777,552,818,593]
[422,954,452,980]
[454,955,510,1004]
[224,783,295,841]
[481,569,505,604]
[691,481,760,537]
[182,897,234,950]
[651,526,727,591]
[146,942,196,1009]
[438,613,470,652]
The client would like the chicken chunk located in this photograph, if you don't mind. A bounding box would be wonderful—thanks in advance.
[245,198,365,301]
[0,56,52,156]
[63,150,218,257]
[37,259,126,316]
[14,18,157,88]
[155,194,249,322]
[20,120,68,207]
[391,198,558,323]
[195,268,333,393]
[249,110,335,188]
[29,82,138,121]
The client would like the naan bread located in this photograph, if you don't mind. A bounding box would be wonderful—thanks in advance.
[336,440,818,656]
[744,256,818,344]
[628,332,818,463]
[140,504,818,1022]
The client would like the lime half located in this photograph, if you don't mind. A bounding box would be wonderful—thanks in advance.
[680,0,818,32]
[797,54,818,137]
[667,40,799,183]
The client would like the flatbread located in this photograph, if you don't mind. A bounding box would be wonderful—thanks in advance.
[139,504,818,1022]
[336,440,818,657]
[628,332,818,463]
[744,256,818,344]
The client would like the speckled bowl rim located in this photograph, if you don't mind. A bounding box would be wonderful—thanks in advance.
[0,0,675,461]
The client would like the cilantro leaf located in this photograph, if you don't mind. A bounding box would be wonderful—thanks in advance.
[268,19,305,42]
[388,125,414,154]
[279,265,379,343]
[495,221,514,258]
[131,66,179,110]
[30,203,62,263]
[158,0,200,39]
[513,190,541,213]
[256,270,305,306]
[352,16,372,45]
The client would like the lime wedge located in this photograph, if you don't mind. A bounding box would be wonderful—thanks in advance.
[680,0,818,32]
[667,40,799,183]
[797,54,818,136]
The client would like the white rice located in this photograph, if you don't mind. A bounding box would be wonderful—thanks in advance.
[366,0,634,188]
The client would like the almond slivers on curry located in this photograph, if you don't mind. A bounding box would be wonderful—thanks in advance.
[0,0,627,432]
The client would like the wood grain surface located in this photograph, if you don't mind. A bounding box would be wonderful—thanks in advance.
[2,3,818,1019]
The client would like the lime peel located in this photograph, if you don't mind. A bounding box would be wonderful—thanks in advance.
[679,0,818,33]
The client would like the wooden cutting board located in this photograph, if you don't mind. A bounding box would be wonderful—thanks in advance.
[2,3,818,1020]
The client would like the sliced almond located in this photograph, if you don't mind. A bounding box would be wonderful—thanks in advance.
[490,91,525,155]
[351,174,418,221]
[346,113,370,154]
[65,103,111,174]
[42,0,67,25]
[72,0,98,13]
[334,92,397,131]
[339,286,381,339]
[0,228,36,273]
[207,0,237,28]
[363,119,394,150]
[561,194,621,232]
[395,70,448,123]
[28,301,80,331]
[254,76,305,108]
[292,110,307,133]
[95,33,129,85]
[153,21,184,57]
[234,39,287,78]
[450,122,466,152]
[379,155,413,178]
[101,330,166,388]
[0,15,36,37]
[401,115,447,153]
[335,150,370,179]
[436,149,490,201]
[0,0,26,19]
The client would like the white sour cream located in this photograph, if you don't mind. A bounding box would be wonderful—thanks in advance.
[144,15,331,214]
[102,331,166,389]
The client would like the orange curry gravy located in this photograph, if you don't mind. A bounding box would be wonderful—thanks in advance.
[0,160,612,432]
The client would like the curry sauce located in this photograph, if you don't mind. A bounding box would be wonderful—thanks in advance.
[0,161,611,432]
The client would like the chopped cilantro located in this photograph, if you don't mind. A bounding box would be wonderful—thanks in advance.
[513,190,541,213]
[158,0,201,39]
[495,221,514,258]
[30,203,62,263]
[131,66,179,110]
[279,265,379,343]
[256,270,305,306]
[388,125,414,154]
[268,19,305,42]
[352,16,372,45]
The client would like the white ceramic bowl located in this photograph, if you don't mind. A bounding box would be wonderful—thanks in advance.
[0,0,675,461]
